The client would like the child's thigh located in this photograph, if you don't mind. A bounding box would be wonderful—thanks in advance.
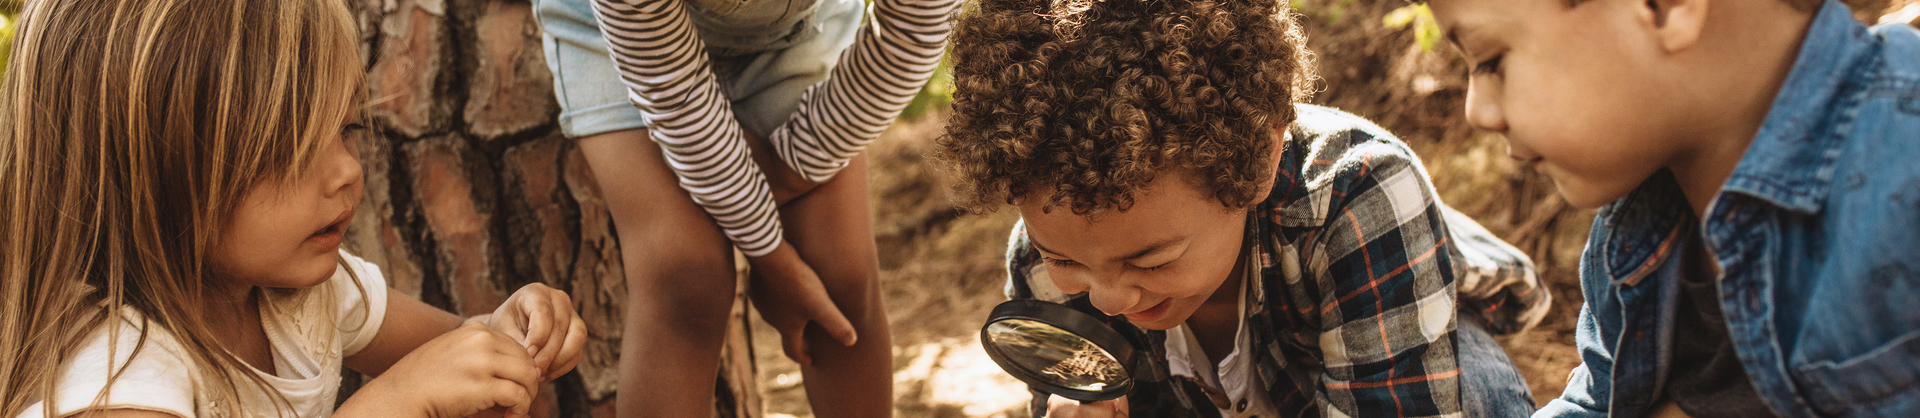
[574,130,738,308]
[775,154,881,311]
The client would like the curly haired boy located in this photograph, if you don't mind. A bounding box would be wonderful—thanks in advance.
[935,0,1553,416]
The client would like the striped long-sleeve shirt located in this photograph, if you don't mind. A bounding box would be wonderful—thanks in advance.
[592,0,958,257]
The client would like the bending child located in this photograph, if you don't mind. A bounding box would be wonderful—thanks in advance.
[0,1,586,417]
[1424,0,1920,416]
[935,0,1551,416]
[534,0,957,414]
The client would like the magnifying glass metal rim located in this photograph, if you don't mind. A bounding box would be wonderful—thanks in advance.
[980,299,1138,402]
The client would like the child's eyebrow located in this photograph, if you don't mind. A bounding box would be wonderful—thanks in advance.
[1444,27,1471,56]
[1120,237,1185,261]
[1029,235,1185,262]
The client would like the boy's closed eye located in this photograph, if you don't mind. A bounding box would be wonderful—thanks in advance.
[1472,54,1505,75]
[1040,255,1170,272]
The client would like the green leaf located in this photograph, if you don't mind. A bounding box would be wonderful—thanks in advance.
[1382,5,1420,29]
[1416,12,1444,51]
[1383,4,1443,52]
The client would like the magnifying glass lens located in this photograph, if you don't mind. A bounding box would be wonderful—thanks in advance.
[984,318,1129,391]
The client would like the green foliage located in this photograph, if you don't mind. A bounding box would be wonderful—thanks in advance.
[1382,4,1444,52]
[901,51,954,120]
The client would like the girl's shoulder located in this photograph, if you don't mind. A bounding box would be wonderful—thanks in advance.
[17,307,200,418]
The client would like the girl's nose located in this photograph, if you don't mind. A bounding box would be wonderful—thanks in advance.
[323,137,364,198]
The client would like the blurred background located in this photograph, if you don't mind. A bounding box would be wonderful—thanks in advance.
[0,0,1913,416]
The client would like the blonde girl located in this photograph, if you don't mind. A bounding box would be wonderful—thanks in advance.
[0,0,587,417]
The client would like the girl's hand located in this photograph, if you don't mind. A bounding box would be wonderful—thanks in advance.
[339,322,542,418]
[487,283,589,381]
[1046,395,1129,418]
[748,242,857,365]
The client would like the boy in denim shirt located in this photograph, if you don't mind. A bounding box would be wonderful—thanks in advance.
[936,0,1552,416]
[1425,0,1920,416]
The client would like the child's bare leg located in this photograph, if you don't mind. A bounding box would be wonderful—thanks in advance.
[576,128,739,417]
[769,154,893,417]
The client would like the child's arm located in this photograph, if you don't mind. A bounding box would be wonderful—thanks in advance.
[1304,146,1464,416]
[1533,305,1615,418]
[336,283,587,417]
[764,0,960,183]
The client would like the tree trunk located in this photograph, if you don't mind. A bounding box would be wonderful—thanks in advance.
[336,0,761,416]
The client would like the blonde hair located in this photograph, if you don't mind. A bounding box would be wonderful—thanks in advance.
[0,0,364,416]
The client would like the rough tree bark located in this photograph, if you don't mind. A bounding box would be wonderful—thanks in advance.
[335,0,761,416]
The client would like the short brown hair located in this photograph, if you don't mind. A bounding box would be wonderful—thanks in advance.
[1563,0,1820,12]
[934,0,1316,215]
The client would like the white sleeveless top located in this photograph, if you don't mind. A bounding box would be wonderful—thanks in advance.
[17,251,390,418]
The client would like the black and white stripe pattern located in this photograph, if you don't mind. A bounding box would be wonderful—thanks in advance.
[592,0,958,257]
[770,0,958,182]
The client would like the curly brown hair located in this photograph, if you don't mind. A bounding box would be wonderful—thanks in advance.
[934,0,1316,215]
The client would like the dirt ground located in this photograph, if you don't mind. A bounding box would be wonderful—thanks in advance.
[745,1,1920,416]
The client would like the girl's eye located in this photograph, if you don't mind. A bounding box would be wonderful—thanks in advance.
[1134,262,1168,272]
[341,122,369,134]
[1472,54,1504,75]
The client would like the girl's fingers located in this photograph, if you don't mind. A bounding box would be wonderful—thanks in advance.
[520,294,552,356]
[490,351,543,389]
[487,380,534,418]
[545,318,589,381]
[474,322,529,357]
[537,291,571,369]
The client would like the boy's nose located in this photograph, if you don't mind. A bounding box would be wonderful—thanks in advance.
[1464,80,1508,133]
[1085,283,1141,317]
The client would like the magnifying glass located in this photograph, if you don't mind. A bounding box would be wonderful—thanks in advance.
[978,299,1147,402]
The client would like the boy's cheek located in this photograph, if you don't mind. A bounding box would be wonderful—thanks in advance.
[1047,269,1090,295]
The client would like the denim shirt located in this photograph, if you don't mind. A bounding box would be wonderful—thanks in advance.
[1534,2,1920,417]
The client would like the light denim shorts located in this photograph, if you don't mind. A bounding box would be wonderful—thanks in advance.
[533,0,864,139]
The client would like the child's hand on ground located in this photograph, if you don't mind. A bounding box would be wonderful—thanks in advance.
[1047,395,1129,418]
[748,242,857,365]
[341,322,542,418]
[486,283,589,381]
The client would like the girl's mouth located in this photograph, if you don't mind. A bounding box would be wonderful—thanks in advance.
[308,210,353,247]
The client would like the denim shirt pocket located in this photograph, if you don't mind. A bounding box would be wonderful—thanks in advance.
[1791,329,1920,416]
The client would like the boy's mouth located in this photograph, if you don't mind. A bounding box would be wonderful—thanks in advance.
[1123,299,1173,324]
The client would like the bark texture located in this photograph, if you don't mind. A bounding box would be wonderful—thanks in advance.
[339,1,760,416]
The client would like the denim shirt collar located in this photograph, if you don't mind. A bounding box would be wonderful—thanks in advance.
[1721,0,1874,214]
[1596,171,1694,287]
[1600,0,1871,286]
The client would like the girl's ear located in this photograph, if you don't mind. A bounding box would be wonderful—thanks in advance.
[1638,0,1710,53]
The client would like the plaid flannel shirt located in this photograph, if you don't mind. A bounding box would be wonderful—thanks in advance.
[1005,105,1547,417]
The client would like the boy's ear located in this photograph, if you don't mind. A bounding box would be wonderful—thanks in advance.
[1247,125,1289,204]
[1637,0,1709,53]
